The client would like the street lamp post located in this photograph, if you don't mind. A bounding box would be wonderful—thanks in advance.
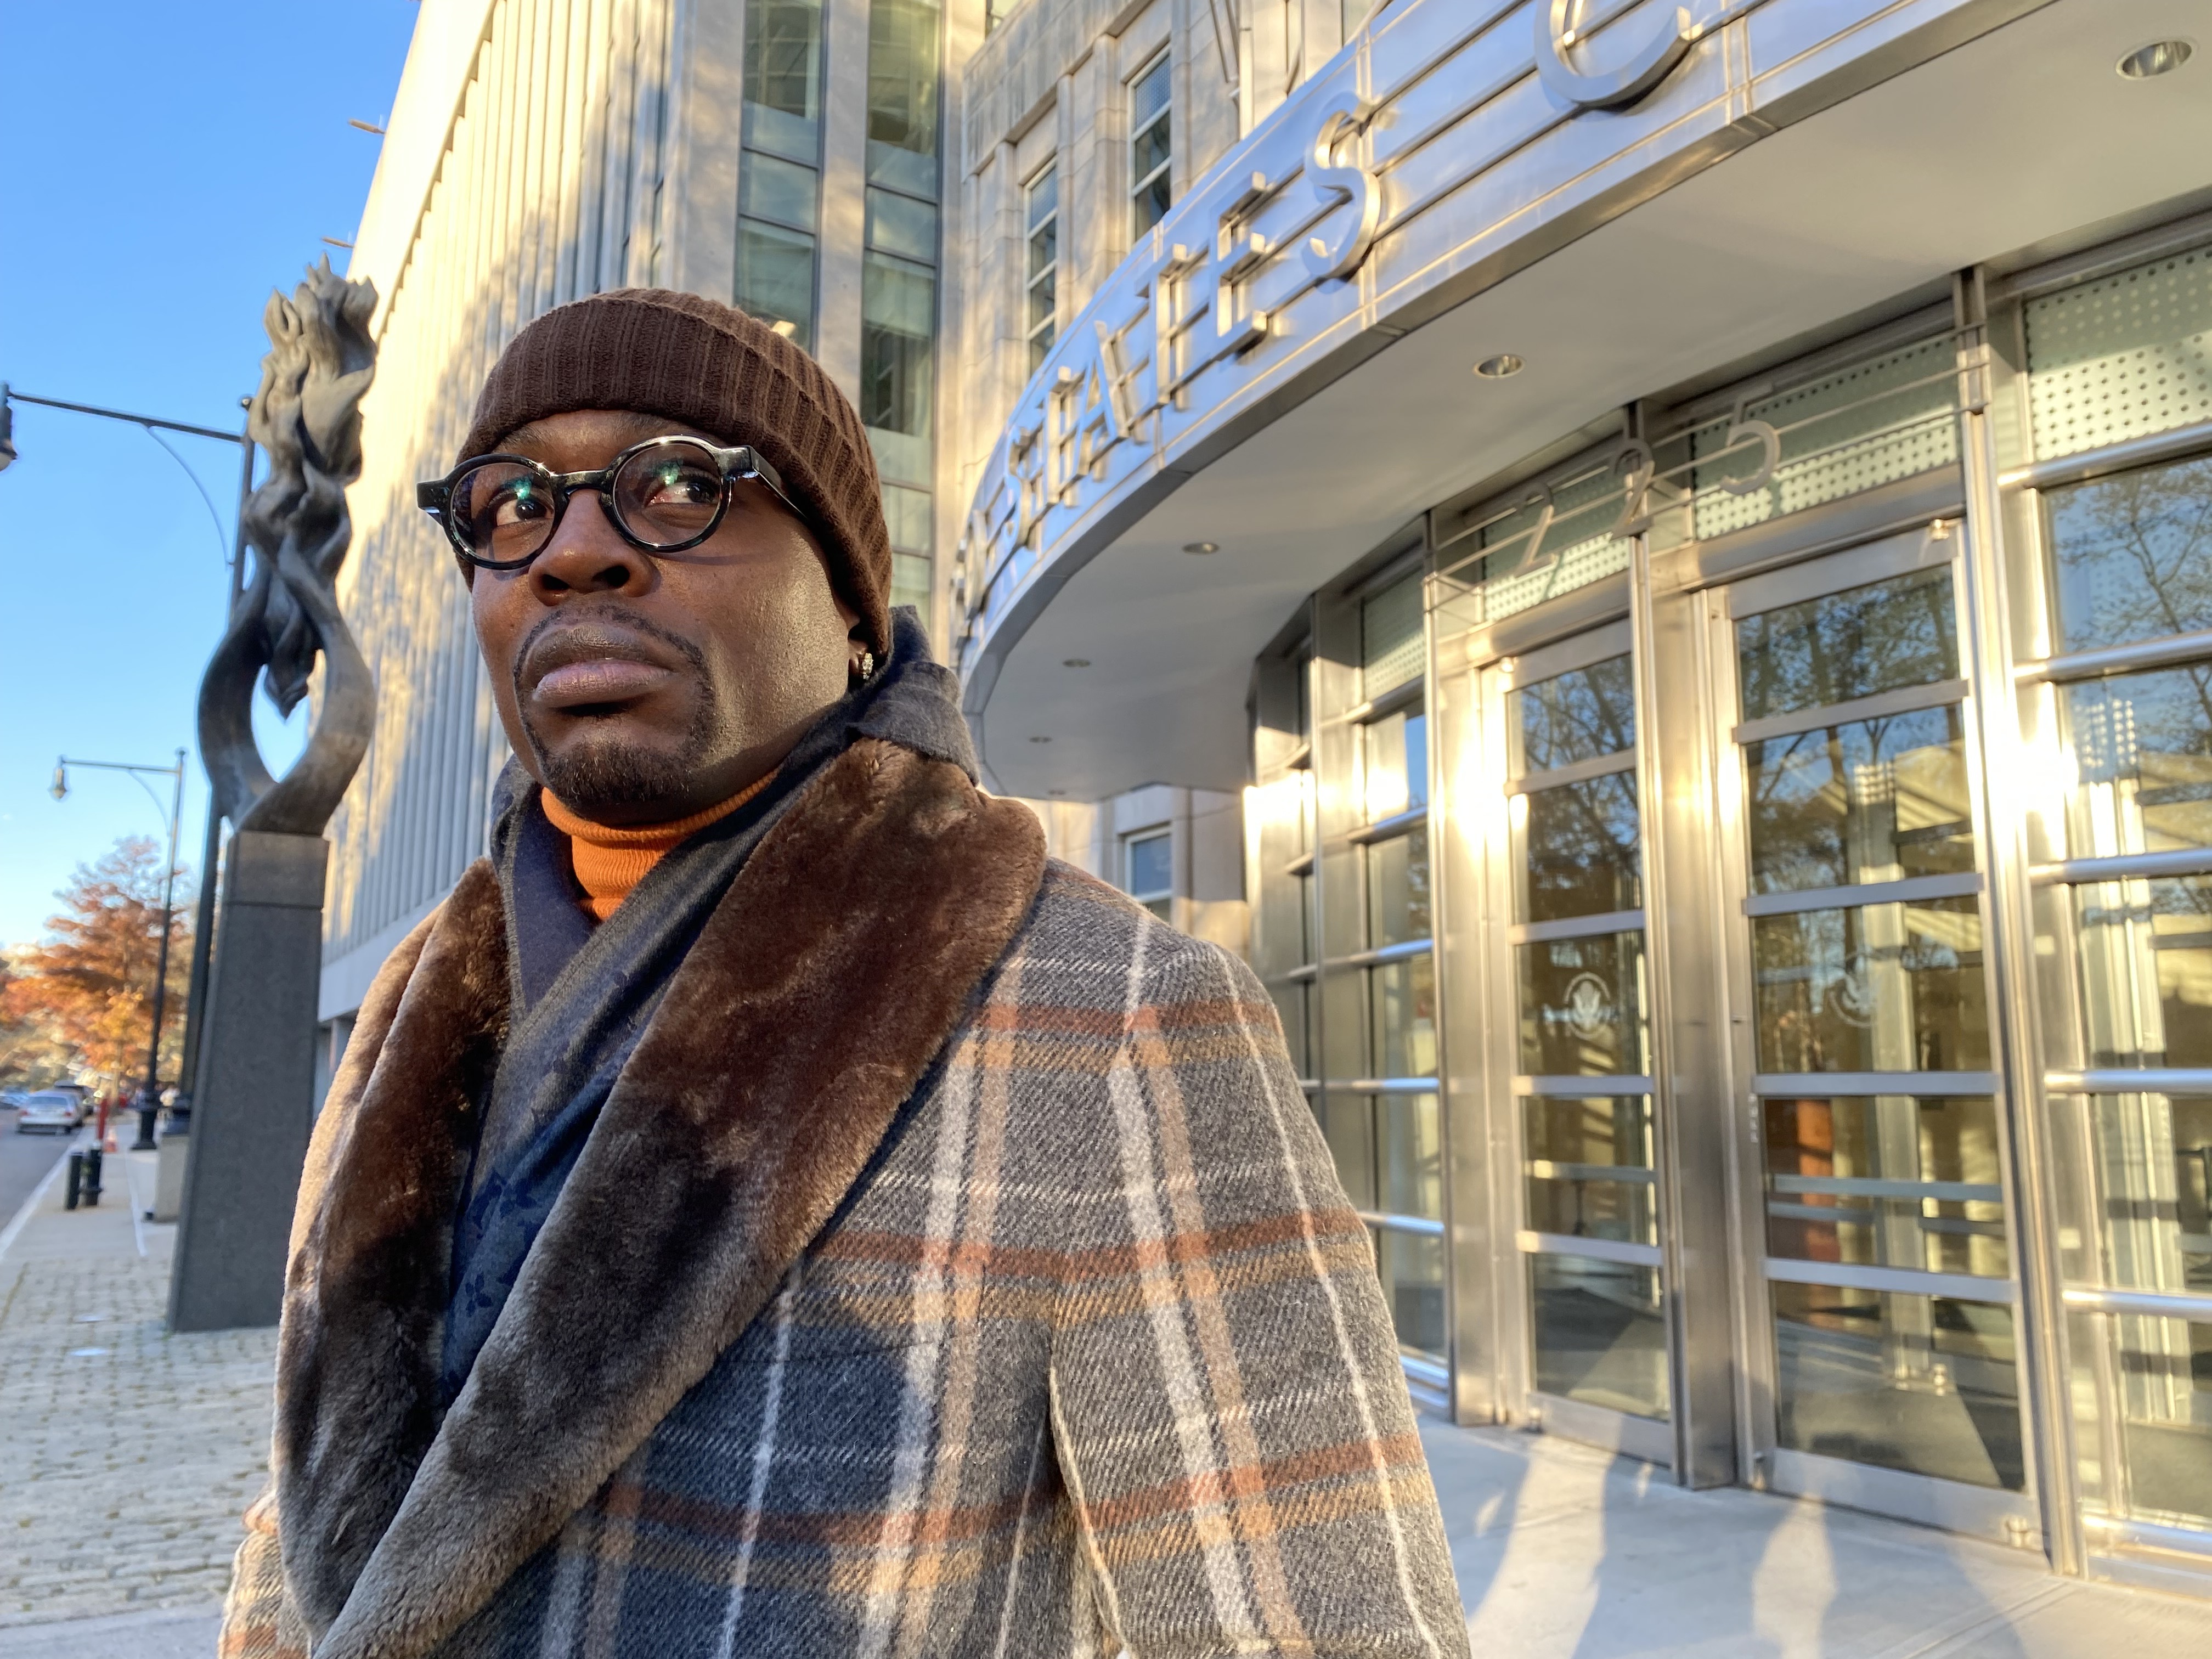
[52,752,188,1151]
[0,383,253,1142]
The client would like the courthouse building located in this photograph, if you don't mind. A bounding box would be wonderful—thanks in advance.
[325,0,2212,1599]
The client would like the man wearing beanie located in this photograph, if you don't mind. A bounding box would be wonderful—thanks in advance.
[219,289,1468,1659]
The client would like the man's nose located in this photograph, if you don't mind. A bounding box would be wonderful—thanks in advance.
[528,492,652,600]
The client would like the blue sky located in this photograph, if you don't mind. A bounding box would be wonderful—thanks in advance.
[0,2,417,944]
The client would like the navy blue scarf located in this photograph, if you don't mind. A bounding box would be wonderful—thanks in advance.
[438,610,975,1404]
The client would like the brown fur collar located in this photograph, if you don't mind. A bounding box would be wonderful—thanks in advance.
[274,739,1047,1659]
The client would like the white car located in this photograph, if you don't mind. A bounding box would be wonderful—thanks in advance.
[14,1091,84,1134]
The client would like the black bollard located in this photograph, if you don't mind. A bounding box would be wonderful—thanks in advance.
[65,1150,83,1211]
[82,1146,103,1207]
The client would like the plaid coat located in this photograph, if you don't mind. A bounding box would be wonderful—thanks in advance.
[221,741,1467,1659]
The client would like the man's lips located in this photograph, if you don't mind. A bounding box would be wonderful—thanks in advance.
[532,657,678,708]
[521,625,687,712]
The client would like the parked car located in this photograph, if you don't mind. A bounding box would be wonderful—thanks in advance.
[15,1091,85,1133]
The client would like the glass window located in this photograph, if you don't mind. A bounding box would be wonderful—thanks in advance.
[1738,566,1959,721]
[1517,931,1647,1077]
[1342,0,1374,32]
[864,188,938,262]
[1379,1092,1441,1221]
[1746,705,1974,893]
[2064,1093,2212,1298]
[1762,1096,2008,1279]
[2048,455,2212,655]
[890,551,930,617]
[881,483,931,554]
[1525,1095,1657,1246]
[1530,1255,1669,1419]
[1125,828,1172,921]
[739,150,820,230]
[1361,705,1427,822]
[861,251,934,440]
[1323,1096,1376,1210]
[1515,655,1635,773]
[1365,825,1430,948]
[1517,775,1640,922]
[1771,1282,2023,1491]
[1370,954,1436,1079]
[2063,667,2212,858]
[2098,1311,2212,1526]
[2073,876,2212,1069]
[1025,162,1058,373]
[1375,1228,1446,1365]
[1752,896,1989,1075]
[1361,573,1424,696]
[735,218,815,349]
[866,0,940,198]
[1130,52,1171,236]
[1273,982,1313,1079]
[743,0,824,158]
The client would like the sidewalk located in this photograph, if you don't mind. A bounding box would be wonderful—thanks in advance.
[1420,1416,2212,1657]
[1,1143,2208,1656]
[0,1139,273,1654]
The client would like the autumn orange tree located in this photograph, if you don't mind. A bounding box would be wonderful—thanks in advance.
[4,837,193,1094]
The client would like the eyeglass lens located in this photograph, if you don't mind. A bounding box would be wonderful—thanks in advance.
[450,439,727,563]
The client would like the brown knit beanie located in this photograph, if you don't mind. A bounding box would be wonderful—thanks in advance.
[458,289,893,656]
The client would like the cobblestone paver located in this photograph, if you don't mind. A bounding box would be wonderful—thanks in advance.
[0,1150,274,1629]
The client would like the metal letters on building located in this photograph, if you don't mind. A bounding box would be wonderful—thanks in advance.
[953,0,1974,693]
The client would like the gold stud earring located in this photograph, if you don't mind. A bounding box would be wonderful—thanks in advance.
[854,650,876,681]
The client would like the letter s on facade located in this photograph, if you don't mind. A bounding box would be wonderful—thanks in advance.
[1304,91,1381,283]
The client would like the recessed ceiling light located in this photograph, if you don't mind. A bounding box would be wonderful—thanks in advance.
[1183,540,1220,555]
[1063,658,1091,667]
[1474,353,1524,379]
[1029,735,1052,743]
[2118,38,2193,77]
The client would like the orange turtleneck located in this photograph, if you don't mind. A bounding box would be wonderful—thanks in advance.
[540,773,775,922]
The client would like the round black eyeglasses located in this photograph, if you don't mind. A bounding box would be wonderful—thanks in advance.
[415,436,804,572]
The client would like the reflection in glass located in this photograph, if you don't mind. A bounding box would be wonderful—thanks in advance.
[2074,878,2212,1069]
[740,150,820,228]
[1524,1095,1656,1245]
[2065,667,2212,858]
[1531,1255,1669,1419]
[1515,654,1635,773]
[1322,1095,1375,1211]
[743,0,825,154]
[865,0,941,197]
[1362,573,1424,696]
[2105,1312,2212,1526]
[2048,456,2212,655]
[1370,955,1436,1079]
[861,252,934,441]
[1519,775,1640,922]
[1518,932,1647,1077]
[1762,1096,2007,1279]
[2078,1094,2212,1299]
[1753,897,1989,1074]
[1746,705,1973,892]
[1366,826,1430,947]
[735,219,817,349]
[1363,706,1428,822]
[1271,983,1311,1080]
[1376,1228,1446,1364]
[1737,566,1957,721]
[1771,1283,2023,1489]
[1379,1093,1441,1221]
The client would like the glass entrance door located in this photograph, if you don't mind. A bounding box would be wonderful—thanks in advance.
[1716,528,2036,1538]
[1485,622,1671,1462]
